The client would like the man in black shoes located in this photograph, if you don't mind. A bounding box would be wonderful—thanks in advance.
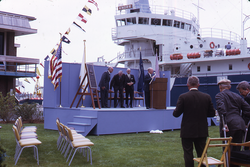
[173,76,215,167]
[125,68,135,108]
[110,70,126,108]
[98,66,113,108]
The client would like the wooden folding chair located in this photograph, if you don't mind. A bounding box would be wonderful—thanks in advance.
[193,137,232,167]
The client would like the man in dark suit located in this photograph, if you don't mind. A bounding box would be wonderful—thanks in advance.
[216,79,250,153]
[110,70,125,108]
[144,67,156,109]
[125,68,135,108]
[237,81,250,148]
[98,67,113,108]
[173,76,215,167]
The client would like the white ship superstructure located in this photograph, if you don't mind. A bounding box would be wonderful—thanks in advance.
[111,0,250,77]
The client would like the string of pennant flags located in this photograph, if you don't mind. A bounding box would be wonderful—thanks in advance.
[47,0,99,90]
[48,0,99,58]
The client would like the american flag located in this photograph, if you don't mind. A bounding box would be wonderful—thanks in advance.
[48,41,62,90]
[88,0,99,10]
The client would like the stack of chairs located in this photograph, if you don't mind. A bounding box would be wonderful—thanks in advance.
[56,118,94,166]
[12,117,42,165]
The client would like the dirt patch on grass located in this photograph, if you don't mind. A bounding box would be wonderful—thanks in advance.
[0,120,44,124]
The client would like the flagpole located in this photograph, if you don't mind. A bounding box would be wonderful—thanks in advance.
[81,40,86,108]
[59,34,63,108]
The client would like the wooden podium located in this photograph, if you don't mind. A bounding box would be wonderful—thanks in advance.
[149,78,168,109]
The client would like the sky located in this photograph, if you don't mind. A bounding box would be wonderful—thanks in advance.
[0,0,250,93]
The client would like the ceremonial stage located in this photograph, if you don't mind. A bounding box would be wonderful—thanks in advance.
[43,62,213,136]
[44,106,183,136]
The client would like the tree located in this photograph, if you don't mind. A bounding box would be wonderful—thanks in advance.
[0,92,16,122]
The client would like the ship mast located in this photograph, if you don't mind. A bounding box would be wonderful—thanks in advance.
[242,0,250,39]
[192,0,205,27]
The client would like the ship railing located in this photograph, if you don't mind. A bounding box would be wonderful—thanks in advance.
[194,70,250,77]
[171,70,250,78]
[116,49,155,61]
[116,4,197,24]
[200,28,241,43]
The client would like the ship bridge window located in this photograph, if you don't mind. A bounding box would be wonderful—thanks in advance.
[162,19,173,26]
[126,17,136,25]
[151,18,161,25]
[117,19,126,26]
[174,20,180,28]
[185,23,191,31]
[180,22,185,29]
[139,17,149,24]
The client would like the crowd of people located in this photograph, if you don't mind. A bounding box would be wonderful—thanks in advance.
[173,76,250,167]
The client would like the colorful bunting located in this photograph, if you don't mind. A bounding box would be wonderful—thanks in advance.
[61,35,71,44]
[77,13,87,23]
[88,0,99,11]
[65,28,71,35]
[44,55,50,61]
[24,78,30,84]
[50,48,56,55]
[40,62,44,68]
[36,67,41,76]
[82,5,92,15]
[73,22,86,32]
[31,77,36,82]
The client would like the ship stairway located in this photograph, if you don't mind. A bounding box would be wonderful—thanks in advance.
[180,63,192,77]
[67,110,97,136]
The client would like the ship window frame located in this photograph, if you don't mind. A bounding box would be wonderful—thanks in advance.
[0,32,3,55]
[139,17,149,25]
[192,26,197,34]
[126,17,136,25]
[207,65,211,71]
[173,20,180,28]
[197,66,200,72]
[151,18,161,26]
[116,18,126,26]
[162,19,173,26]
[185,23,191,31]
[180,22,185,29]
[229,64,232,70]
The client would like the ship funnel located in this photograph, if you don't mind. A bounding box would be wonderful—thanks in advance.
[127,0,151,13]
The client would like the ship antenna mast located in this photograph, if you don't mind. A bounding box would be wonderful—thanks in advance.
[192,0,205,27]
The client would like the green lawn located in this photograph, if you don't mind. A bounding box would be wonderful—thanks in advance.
[0,124,222,167]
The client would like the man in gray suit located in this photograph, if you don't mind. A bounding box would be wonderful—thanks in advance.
[173,76,215,167]
[216,79,250,151]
